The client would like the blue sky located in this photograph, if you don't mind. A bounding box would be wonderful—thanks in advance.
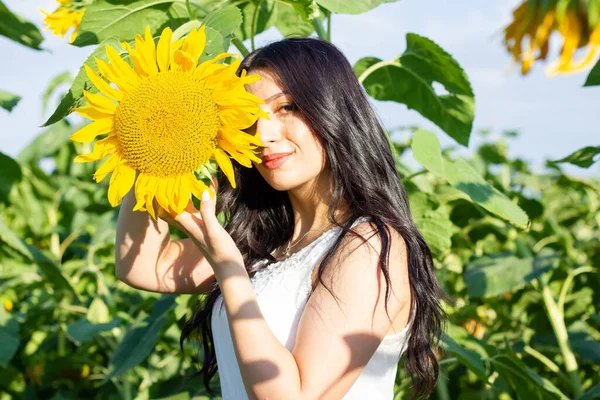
[1,0,599,177]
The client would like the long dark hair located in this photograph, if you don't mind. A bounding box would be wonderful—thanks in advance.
[180,37,447,399]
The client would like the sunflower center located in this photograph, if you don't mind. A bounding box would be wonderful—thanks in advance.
[114,71,220,177]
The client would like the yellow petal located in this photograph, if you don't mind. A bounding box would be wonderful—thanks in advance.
[84,64,123,101]
[83,91,117,114]
[70,118,113,143]
[139,26,158,75]
[194,53,236,80]
[173,50,195,72]
[189,176,209,200]
[108,163,136,206]
[74,136,118,162]
[73,105,113,121]
[213,148,236,188]
[175,175,190,214]
[182,26,206,65]
[93,153,120,182]
[105,46,138,82]
[123,41,149,77]
[95,58,136,93]
[156,27,172,72]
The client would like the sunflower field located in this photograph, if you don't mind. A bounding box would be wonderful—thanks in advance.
[1,0,600,399]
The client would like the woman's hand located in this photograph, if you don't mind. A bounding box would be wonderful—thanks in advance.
[159,178,244,269]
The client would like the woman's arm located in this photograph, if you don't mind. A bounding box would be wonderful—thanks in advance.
[114,191,216,294]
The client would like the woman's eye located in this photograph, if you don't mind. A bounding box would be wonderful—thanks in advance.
[279,103,297,113]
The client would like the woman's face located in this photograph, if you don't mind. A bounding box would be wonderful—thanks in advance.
[244,69,327,192]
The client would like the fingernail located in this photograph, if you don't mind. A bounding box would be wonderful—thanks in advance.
[202,189,211,202]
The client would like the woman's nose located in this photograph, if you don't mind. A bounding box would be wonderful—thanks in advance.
[256,115,283,145]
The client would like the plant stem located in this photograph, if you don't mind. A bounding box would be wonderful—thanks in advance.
[435,367,451,400]
[524,345,572,388]
[250,0,263,51]
[231,37,250,57]
[540,281,582,397]
[311,17,327,40]
[326,13,331,41]
[185,0,195,19]
[557,266,595,314]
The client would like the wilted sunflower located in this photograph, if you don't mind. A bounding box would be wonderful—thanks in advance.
[39,0,86,43]
[70,25,267,218]
[503,0,600,75]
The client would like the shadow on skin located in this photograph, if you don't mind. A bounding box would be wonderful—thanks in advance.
[226,297,385,399]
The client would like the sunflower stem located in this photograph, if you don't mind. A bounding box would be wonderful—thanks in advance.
[311,16,327,40]
[250,0,263,51]
[185,0,193,18]
[232,37,250,57]
[327,13,331,41]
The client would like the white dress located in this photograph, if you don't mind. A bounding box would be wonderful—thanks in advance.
[211,218,415,399]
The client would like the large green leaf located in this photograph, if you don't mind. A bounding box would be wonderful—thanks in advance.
[277,0,320,21]
[0,152,22,204]
[102,295,176,383]
[356,34,475,147]
[18,121,73,164]
[441,333,487,382]
[583,58,600,87]
[576,384,600,400]
[0,90,21,112]
[491,347,569,400]
[235,0,277,41]
[72,0,188,47]
[315,0,399,14]
[274,2,314,38]
[202,6,243,38]
[463,250,559,298]
[0,218,76,294]
[0,0,43,50]
[0,319,19,368]
[43,38,121,127]
[67,318,121,346]
[409,192,453,256]
[444,157,529,228]
[411,129,444,178]
[549,146,600,169]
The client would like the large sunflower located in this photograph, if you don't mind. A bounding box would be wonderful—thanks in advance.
[503,0,600,75]
[70,26,267,218]
[39,0,86,43]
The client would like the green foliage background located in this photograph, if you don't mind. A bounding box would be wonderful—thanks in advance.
[1,0,599,399]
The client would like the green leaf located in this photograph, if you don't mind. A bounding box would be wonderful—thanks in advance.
[43,37,121,127]
[277,0,321,21]
[0,319,19,368]
[491,347,569,400]
[411,129,445,177]
[357,34,475,147]
[0,218,76,294]
[17,121,73,164]
[42,71,72,116]
[315,0,397,14]
[203,6,243,37]
[72,0,188,47]
[441,334,487,382]
[444,157,529,228]
[0,90,21,112]
[67,318,121,345]
[463,250,559,298]
[200,26,228,62]
[583,58,600,87]
[0,152,22,204]
[548,146,600,169]
[102,295,176,383]
[409,192,453,256]
[274,2,315,38]
[235,0,277,41]
[576,384,600,400]
[0,0,43,50]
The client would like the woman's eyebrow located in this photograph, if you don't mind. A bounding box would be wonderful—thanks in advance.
[264,91,289,104]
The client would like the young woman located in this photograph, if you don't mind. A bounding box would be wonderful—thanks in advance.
[115,38,446,400]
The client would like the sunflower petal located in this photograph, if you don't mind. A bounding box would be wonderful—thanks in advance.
[83,91,117,114]
[156,26,172,72]
[70,118,113,143]
[105,46,138,82]
[142,26,159,75]
[93,153,120,183]
[213,148,236,188]
[95,58,136,93]
[73,105,113,121]
[181,26,206,65]
[108,163,136,206]
[74,136,118,162]
[84,64,123,101]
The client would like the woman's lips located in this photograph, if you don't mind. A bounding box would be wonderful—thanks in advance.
[261,152,294,169]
